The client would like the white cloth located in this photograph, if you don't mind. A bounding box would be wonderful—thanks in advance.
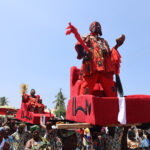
[118,97,126,124]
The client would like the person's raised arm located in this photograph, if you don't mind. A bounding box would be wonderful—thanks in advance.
[40,115,46,130]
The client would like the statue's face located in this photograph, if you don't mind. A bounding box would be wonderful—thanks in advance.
[90,22,102,36]
[30,89,35,96]
[95,22,102,35]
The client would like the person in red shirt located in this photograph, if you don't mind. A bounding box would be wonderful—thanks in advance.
[29,89,44,113]
[21,84,44,113]
[22,89,44,113]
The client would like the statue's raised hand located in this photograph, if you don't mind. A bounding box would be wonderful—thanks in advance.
[66,22,78,35]
[66,22,90,53]
[115,34,125,49]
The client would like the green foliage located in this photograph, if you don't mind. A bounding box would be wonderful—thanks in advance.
[53,89,66,118]
[54,106,66,118]
[0,97,8,106]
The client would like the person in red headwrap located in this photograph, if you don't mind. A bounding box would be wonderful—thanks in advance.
[28,89,44,113]
[66,22,125,97]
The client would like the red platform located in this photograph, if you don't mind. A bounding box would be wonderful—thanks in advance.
[0,106,17,118]
[16,101,54,124]
[66,95,150,126]
[66,66,150,126]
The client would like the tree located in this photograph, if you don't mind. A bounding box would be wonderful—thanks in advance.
[0,97,8,106]
[53,89,66,118]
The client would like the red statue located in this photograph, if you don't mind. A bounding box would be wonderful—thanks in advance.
[22,89,44,113]
[16,84,54,124]
[66,23,150,126]
[66,22,125,97]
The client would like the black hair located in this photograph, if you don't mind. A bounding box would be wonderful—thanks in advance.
[31,89,35,92]
[128,130,136,141]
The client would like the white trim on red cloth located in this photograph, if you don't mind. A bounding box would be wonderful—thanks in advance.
[118,97,126,124]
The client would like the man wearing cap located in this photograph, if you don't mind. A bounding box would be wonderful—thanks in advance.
[11,123,26,150]
[66,22,125,97]
[40,117,62,150]
[25,125,44,150]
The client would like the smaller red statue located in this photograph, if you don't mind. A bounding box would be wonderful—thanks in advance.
[22,88,44,113]
[16,84,53,124]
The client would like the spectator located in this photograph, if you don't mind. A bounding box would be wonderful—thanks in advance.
[83,128,92,149]
[12,123,26,150]
[0,116,8,127]
[25,125,43,150]
[90,127,101,150]
[101,127,124,150]
[58,130,78,150]
[0,127,10,150]
[76,128,85,149]
[3,126,14,150]
[42,129,62,150]
[9,120,17,135]
[40,115,53,138]
[127,128,139,150]
[138,129,149,150]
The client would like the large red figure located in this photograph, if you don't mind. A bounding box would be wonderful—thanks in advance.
[66,22,125,97]
[66,22,150,127]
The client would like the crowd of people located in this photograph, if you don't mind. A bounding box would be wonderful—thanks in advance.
[0,116,150,150]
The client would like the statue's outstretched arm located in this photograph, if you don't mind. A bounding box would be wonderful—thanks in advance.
[66,22,90,53]
[114,34,125,50]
